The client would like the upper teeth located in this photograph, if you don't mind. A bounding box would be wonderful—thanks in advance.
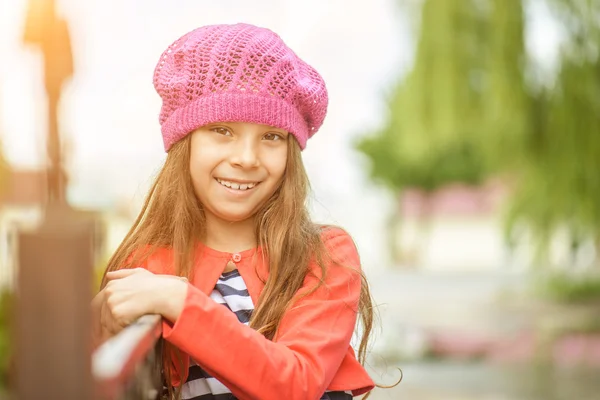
[217,179,257,190]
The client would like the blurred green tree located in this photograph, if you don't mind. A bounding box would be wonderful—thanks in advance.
[358,0,492,192]
[506,0,600,266]
[358,0,600,268]
[0,290,10,390]
[357,0,527,262]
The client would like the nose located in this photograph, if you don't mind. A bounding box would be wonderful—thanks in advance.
[229,135,259,169]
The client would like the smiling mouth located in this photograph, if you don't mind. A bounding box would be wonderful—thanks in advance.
[215,178,260,191]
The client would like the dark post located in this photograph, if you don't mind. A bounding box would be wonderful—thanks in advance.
[15,1,95,399]
[16,205,94,399]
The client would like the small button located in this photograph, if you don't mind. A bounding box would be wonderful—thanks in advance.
[232,253,242,263]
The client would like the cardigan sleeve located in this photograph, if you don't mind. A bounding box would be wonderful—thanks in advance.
[161,228,368,400]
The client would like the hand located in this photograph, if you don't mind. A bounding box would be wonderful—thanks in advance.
[99,268,188,335]
[91,289,113,348]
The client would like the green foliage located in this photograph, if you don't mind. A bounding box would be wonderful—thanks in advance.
[0,289,12,389]
[505,0,600,258]
[357,133,485,192]
[357,0,527,193]
[538,273,600,304]
[358,0,600,265]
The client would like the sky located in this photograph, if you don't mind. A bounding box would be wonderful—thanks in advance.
[0,0,561,270]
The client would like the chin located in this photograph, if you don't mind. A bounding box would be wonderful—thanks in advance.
[215,210,256,223]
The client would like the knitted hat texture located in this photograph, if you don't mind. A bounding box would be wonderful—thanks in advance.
[153,23,328,151]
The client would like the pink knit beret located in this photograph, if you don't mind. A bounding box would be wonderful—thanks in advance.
[153,23,328,151]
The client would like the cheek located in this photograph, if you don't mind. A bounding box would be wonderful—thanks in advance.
[189,133,218,178]
[265,149,288,181]
[189,156,203,183]
[189,151,214,188]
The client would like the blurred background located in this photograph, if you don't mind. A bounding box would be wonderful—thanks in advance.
[1,0,599,399]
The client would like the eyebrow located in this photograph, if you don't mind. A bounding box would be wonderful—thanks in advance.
[206,123,288,135]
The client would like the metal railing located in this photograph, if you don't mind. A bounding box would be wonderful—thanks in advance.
[93,315,164,400]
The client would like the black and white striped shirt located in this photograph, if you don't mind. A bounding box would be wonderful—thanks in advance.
[180,269,353,400]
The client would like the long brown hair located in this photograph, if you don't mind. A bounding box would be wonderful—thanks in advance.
[101,134,377,399]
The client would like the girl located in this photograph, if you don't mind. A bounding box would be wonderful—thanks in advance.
[94,23,376,400]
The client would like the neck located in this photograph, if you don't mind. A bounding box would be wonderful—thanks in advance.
[203,213,257,253]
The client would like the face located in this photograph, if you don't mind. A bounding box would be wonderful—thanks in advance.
[189,121,289,223]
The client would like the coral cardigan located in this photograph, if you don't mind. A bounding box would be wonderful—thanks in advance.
[142,227,374,400]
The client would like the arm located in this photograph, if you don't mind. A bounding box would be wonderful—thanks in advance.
[160,229,363,400]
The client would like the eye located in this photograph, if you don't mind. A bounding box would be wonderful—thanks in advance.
[263,132,285,141]
[212,127,232,136]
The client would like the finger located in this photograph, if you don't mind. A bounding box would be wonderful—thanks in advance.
[100,299,123,335]
[91,290,106,334]
[100,292,119,334]
[106,267,146,280]
[99,300,110,334]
